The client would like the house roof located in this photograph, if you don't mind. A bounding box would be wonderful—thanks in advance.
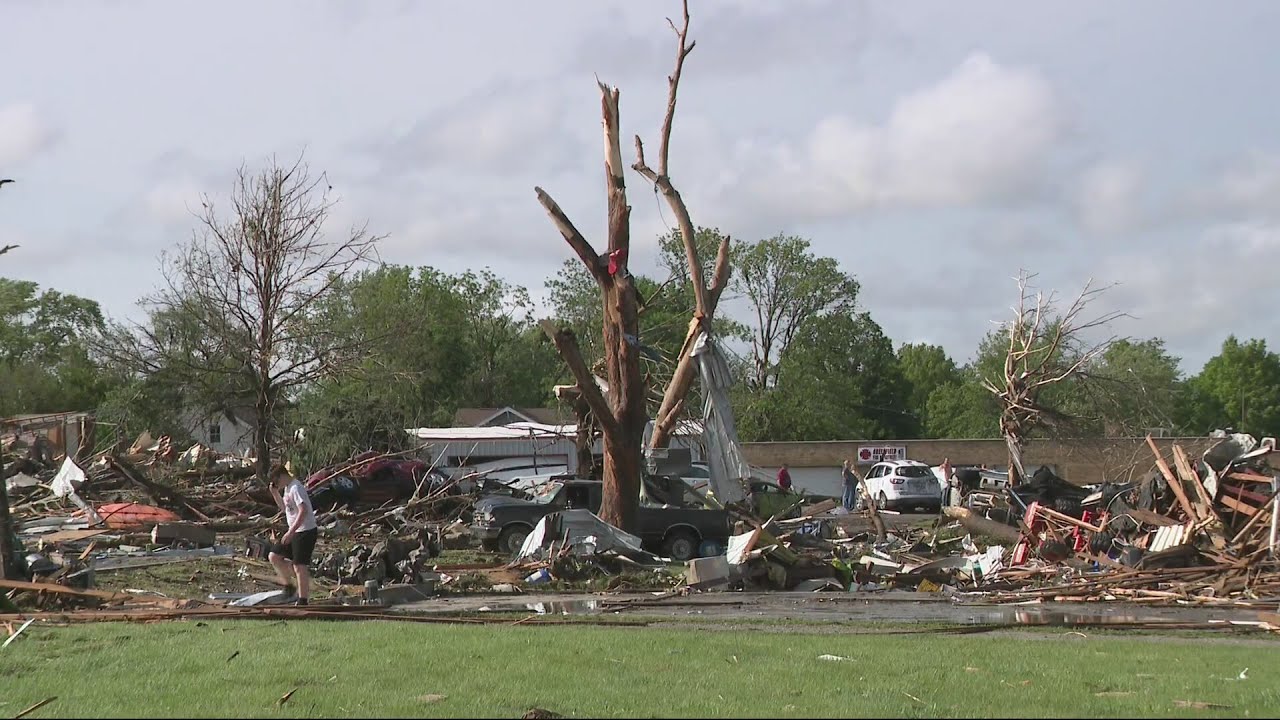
[453,407,571,427]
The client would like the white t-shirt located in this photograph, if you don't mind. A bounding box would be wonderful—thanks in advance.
[283,479,317,532]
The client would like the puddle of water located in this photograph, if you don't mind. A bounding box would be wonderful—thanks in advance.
[973,610,1174,627]
[524,600,601,615]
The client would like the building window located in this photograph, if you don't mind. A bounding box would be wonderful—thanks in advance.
[208,422,222,444]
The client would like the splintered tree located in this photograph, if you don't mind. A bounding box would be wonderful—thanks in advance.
[634,2,733,451]
[536,1,725,530]
[982,271,1124,485]
[104,157,378,484]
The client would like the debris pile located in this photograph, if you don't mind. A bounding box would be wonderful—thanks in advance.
[683,432,1278,610]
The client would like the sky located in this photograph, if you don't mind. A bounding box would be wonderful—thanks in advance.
[2,0,1278,374]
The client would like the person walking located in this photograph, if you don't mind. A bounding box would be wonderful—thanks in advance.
[267,464,318,606]
[841,460,861,511]
[777,464,793,492]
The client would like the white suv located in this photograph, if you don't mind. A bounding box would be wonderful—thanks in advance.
[863,460,943,513]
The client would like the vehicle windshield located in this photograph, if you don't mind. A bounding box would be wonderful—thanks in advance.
[896,466,933,478]
[528,481,564,505]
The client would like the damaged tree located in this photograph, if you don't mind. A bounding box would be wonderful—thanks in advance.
[536,1,720,530]
[636,3,734,451]
[982,271,1124,486]
[101,157,379,484]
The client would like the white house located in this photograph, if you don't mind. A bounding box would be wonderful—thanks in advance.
[184,406,256,456]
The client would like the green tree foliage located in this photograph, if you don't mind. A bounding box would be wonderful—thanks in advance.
[288,266,562,469]
[0,278,114,417]
[735,311,911,441]
[733,234,859,390]
[1179,336,1280,437]
[1079,338,1183,435]
[896,343,961,435]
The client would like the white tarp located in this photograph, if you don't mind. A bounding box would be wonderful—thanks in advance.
[50,457,87,497]
[692,332,749,505]
[49,457,102,525]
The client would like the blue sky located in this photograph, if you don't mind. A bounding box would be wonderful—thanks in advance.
[2,0,1277,373]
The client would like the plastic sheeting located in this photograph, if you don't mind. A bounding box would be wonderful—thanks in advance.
[692,332,749,505]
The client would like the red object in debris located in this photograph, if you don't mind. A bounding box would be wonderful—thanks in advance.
[607,248,627,276]
[92,502,181,529]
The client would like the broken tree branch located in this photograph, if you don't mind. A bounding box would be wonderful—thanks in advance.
[539,320,618,437]
[535,187,606,285]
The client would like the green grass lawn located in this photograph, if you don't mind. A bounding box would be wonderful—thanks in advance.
[3,620,1277,718]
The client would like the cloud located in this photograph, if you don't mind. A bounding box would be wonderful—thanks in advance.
[716,53,1063,223]
[1090,221,1280,363]
[359,77,590,179]
[143,178,205,226]
[574,1,876,82]
[0,103,59,167]
[1203,153,1280,220]
[1074,160,1145,236]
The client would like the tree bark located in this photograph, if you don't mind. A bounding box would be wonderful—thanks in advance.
[535,84,646,531]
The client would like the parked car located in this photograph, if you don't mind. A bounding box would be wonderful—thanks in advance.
[470,475,731,560]
[862,459,943,512]
[307,451,451,510]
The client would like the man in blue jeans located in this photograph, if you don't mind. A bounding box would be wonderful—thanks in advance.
[841,460,861,511]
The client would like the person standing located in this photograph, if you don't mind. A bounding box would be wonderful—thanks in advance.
[777,464,792,492]
[841,460,861,511]
[268,464,318,606]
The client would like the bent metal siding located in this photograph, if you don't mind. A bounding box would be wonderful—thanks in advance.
[741,437,1217,486]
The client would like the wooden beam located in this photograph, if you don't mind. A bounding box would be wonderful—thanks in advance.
[1147,435,1198,521]
[1172,444,1214,517]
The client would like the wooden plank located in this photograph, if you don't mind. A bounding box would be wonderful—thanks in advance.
[799,499,838,517]
[1225,470,1277,484]
[0,579,133,603]
[37,528,112,545]
[1173,445,1214,514]
[1220,495,1259,517]
[1223,484,1271,506]
[1147,435,1199,521]
[1126,508,1180,527]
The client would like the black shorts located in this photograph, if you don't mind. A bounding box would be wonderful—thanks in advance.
[269,528,318,566]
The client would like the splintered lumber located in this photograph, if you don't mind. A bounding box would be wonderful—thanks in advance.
[1126,508,1180,527]
[799,499,838,517]
[1172,445,1214,516]
[0,579,133,605]
[1226,470,1276,484]
[1147,435,1198,521]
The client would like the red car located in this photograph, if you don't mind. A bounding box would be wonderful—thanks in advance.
[305,452,450,510]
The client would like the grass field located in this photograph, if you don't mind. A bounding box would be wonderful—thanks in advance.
[3,619,1277,718]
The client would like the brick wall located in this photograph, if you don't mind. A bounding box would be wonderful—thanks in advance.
[742,437,1217,485]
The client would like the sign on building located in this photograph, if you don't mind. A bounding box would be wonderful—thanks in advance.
[856,445,907,464]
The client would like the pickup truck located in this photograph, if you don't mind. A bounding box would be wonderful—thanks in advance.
[471,476,731,561]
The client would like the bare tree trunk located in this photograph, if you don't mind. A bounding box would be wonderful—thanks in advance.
[0,470,18,579]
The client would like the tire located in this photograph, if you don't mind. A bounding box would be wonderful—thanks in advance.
[877,491,889,511]
[498,524,532,556]
[663,529,700,562]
